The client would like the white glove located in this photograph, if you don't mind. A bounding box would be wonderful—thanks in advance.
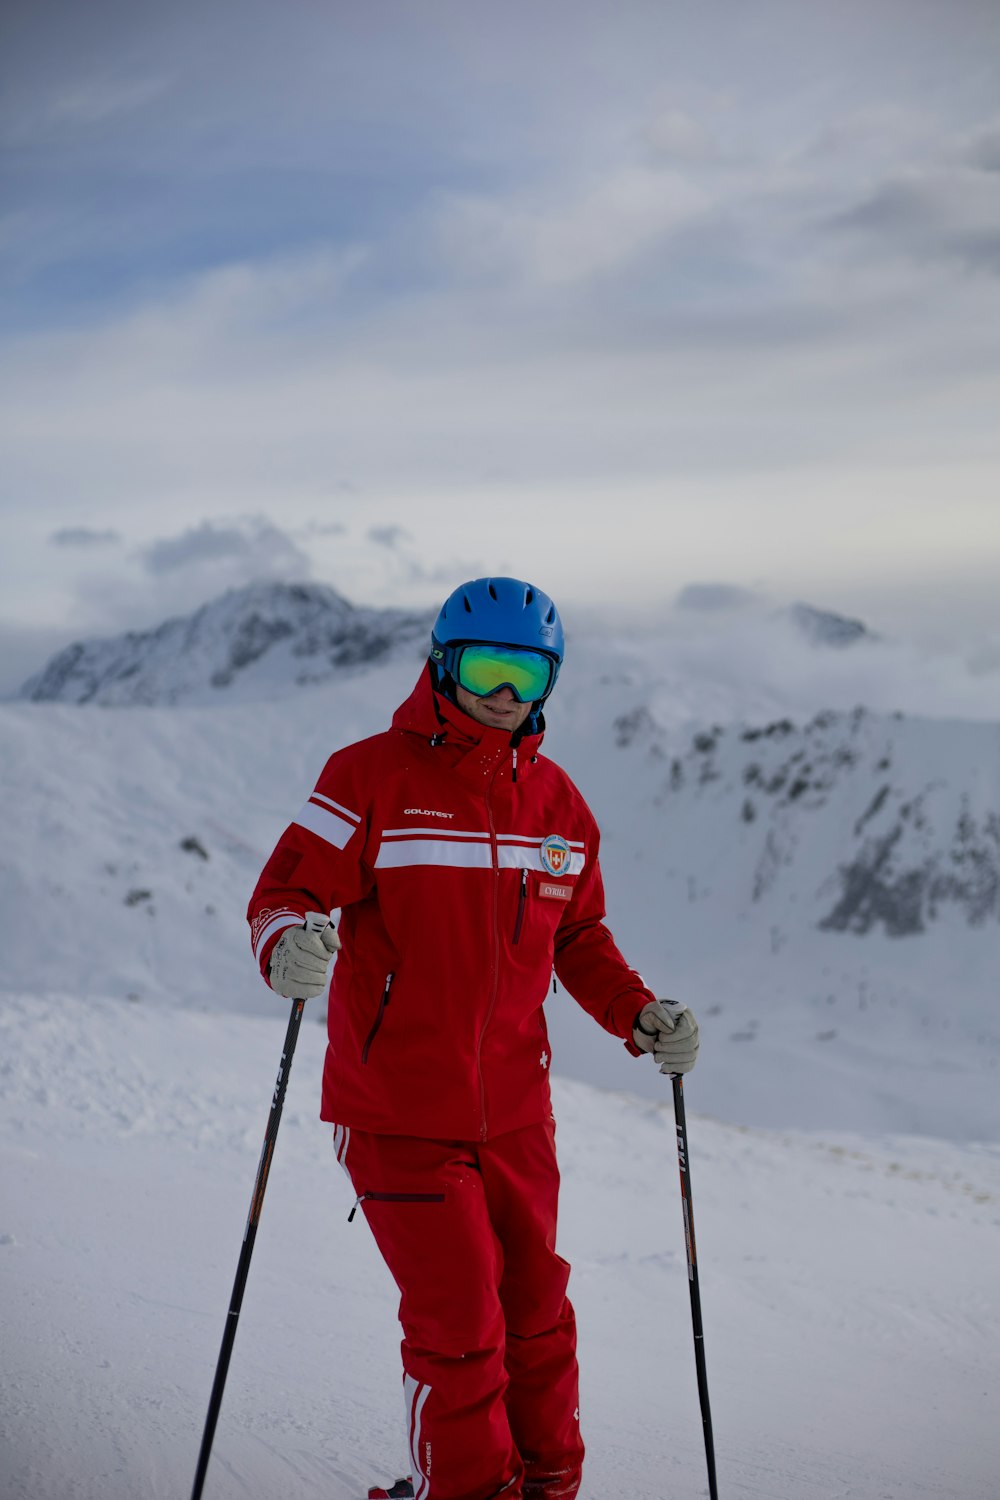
[632,998,700,1074]
[269,913,341,999]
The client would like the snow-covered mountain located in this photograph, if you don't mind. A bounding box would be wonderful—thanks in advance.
[784,601,874,647]
[14,584,881,711]
[607,704,1000,935]
[16,581,432,706]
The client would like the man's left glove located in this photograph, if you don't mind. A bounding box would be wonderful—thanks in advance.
[269,914,341,999]
[632,998,700,1074]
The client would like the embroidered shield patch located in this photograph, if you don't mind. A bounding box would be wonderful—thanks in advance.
[540,834,572,876]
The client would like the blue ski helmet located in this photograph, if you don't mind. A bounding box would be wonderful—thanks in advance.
[430,577,564,702]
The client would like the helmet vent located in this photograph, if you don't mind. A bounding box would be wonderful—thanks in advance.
[544,605,555,623]
[525,587,535,604]
[463,594,473,613]
[487,581,498,600]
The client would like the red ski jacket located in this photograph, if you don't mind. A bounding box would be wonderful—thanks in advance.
[248,666,654,1141]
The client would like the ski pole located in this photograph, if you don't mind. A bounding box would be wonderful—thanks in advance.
[190,913,329,1500]
[672,1073,719,1500]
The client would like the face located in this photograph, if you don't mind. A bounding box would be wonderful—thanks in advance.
[455,683,534,733]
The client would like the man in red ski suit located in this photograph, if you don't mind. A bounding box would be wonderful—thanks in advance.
[248,577,700,1500]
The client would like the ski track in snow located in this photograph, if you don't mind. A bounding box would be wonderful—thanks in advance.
[2,990,998,1500]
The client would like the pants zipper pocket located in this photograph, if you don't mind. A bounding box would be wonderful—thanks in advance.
[348,1191,446,1223]
[361,972,394,1063]
[512,868,527,944]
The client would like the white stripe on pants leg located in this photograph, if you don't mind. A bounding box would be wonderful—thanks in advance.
[332,1125,352,1181]
[404,1373,432,1500]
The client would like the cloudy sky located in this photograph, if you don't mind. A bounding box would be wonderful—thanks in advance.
[2,0,1000,689]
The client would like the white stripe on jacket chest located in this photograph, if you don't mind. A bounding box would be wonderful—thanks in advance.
[375,831,586,873]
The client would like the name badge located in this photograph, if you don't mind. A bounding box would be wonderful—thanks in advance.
[539,881,572,902]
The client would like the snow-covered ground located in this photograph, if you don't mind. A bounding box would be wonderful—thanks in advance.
[2,989,998,1500]
[2,593,998,1498]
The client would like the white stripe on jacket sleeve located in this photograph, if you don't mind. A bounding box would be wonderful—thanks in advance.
[293,797,359,851]
[252,910,303,961]
[310,792,361,826]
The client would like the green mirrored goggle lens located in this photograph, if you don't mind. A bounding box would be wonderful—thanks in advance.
[457,645,553,703]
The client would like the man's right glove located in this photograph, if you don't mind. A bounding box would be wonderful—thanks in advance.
[632,998,700,1074]
[269,913,341,999]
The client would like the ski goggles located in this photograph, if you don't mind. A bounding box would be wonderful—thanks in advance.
[435,642,558,703]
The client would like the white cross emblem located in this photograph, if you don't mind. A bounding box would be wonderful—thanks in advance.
[540,1050,549,1069]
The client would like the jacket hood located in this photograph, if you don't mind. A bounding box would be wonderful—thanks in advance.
[392,663,545,761]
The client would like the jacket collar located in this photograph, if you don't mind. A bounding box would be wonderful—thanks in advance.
[392,665,544,781]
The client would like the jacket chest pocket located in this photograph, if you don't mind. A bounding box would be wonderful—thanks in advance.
[511,870,575,944]
[512,869,528,944]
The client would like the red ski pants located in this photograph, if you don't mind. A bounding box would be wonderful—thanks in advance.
[335,1117,584,1500]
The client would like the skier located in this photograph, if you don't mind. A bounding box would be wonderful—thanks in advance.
[248,576,700,1500]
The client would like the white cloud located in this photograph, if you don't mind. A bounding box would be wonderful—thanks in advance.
[835,164,1000,272]
[643,109,716,164]
[964,119,1000,174]
[46,74,169,129]
[616,592,1000,725]
[367,524,411,550]
[435,166,707,286]
[676,583,760,612]
[2,1,1000,658]
[141,516,308,579]
[50,527,121,548]
[796,105,936,170]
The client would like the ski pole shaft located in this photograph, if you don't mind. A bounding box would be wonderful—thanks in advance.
[191,914,330,1500]
[672,1073,719,1500]
[190,994,304,1500]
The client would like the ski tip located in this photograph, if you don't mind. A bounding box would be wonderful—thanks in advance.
[367,1479,414,1500]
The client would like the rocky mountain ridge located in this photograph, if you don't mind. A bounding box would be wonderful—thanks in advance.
[17,581,432,706]
[607,702,1000,936]
[16,584,879,709]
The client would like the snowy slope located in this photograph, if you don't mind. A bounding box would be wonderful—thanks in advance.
[2,989,998,1500]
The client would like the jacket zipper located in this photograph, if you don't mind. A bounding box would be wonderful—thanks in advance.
[476,759,505,1140]
[361,972,395,1063]
[348,1190,445,1223]
[512,868,527,944]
